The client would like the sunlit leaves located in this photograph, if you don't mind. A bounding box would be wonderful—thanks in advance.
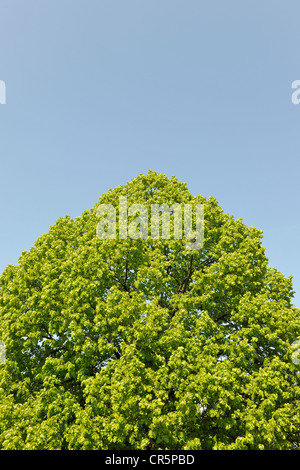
[0,170,299,449]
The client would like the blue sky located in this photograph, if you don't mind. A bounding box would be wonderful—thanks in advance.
[0,0,299,307]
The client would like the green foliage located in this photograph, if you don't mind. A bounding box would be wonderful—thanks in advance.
[0,170,299,449]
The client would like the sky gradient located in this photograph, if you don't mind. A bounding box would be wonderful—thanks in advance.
[0,0,299,306]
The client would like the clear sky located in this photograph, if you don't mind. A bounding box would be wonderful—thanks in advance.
[0,0,299,307]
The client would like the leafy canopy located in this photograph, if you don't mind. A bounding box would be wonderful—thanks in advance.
[0,170,299,450]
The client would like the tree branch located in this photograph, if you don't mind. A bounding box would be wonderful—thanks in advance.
[178,255,194,294]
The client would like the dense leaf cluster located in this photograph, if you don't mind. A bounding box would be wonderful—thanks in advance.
[0,170,299,449]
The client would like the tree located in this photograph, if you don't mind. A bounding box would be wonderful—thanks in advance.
[0,170,299,450]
